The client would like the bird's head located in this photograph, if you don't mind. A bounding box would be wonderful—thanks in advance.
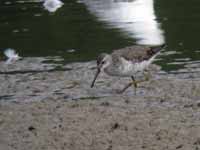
[91,53,111,88]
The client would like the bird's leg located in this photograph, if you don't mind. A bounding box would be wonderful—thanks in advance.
[117,76,137,94]
[117,71,151,94]
[130,71,151,89]
[134,70,150,84]
[117,82,132,94]
[131,76,138,95]
[143,70,151,81]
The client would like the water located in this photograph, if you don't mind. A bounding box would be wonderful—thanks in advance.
[0,0,200,73]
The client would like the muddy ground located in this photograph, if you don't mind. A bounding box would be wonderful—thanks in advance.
[0,58,200,150]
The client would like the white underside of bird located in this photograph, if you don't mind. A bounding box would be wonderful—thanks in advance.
[4,48,21,64]
[104,53,158,77]
[43,0,63,12]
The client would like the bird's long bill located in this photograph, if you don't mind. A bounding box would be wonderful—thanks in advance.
[91,68,101,88]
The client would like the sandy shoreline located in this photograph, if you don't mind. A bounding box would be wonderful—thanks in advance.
[1,93,200,150]
[0,60,200,150]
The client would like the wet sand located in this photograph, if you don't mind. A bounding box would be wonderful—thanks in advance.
[0,58,200,150]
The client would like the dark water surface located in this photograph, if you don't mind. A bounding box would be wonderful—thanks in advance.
[0,0,200,73]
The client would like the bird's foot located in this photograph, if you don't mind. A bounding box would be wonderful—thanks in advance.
[116,74,150,94]
[117,81,138,94]
[116,82,132,94]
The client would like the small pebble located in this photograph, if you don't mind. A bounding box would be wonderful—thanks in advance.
[111,122,120,131]
[28,126,36,131]
[176,144,183,149]
[100,102,110,106]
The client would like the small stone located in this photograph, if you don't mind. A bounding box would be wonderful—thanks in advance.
[124,99,130,104]
[160,98,165,103]
[111,122,120,131]
[28,126,36,131]
[194,138,200,145]
[142,145,146,149]
[107,145,112,150]
[176,145,183,149]
[183,104,193,108]
[63,95,69,99]
[100,102,110,106]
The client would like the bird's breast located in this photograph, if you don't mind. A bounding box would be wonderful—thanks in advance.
[104,58,152,77]
[103,60,135,77]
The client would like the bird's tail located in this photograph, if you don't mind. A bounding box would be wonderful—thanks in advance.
[150,44,166,54]
[147,44,166,63]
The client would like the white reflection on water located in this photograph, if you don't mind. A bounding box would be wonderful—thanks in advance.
[83,0,165,45]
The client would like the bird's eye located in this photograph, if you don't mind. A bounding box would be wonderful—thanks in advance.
[102,61,105,64]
